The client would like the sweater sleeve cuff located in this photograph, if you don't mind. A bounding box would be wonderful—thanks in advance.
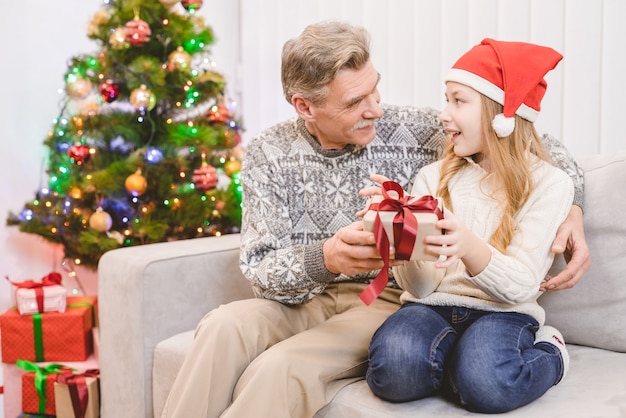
[305,240,340,283]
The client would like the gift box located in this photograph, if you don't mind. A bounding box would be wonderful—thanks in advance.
[0,296,97,363]
[17,359,74,416]
[363,182,444,262]
[54,369,100,418]
[16,285,67,316]
[359,181,445,306]
[3,355,99,418]
[7,272,67,315]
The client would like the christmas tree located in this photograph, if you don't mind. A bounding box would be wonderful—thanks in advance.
[7,0,243,269]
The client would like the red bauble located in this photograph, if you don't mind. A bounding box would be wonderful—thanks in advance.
[207,103,232,125]
[68,143,91,165]
[192,162,218,191]
[99,80,120,103]
[125,18,152,46]
[181,0,203,12]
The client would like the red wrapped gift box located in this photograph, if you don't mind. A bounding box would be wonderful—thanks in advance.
[0,296,97,363]
[18,360,74,416]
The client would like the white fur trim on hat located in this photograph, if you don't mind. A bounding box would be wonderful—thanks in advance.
[446,68,540,122]
[492,113,515,137]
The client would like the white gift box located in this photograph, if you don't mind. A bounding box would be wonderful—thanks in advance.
[15,285,68,315]
[363,194,444,261]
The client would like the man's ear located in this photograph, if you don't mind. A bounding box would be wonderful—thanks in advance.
[292,94,315,121]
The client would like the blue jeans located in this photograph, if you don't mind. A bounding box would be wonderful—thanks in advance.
[366,302,564,413]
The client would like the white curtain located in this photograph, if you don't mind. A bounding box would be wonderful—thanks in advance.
[238,0,626,155]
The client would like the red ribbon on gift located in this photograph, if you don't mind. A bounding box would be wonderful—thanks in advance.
[359,181,443,305]
[57,369,100,418]
[5,272,63,313]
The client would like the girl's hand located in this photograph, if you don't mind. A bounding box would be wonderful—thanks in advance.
[425,209,491,274]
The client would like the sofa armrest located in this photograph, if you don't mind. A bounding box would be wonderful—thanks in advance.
[98,233,254,418]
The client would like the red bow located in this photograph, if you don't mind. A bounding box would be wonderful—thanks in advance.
[6,272,63,313]
[57,369,100,418]
[359,181,443,305]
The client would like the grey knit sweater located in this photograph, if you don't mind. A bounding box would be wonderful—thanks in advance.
[240,104,584,305]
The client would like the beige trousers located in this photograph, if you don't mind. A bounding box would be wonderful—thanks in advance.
[161,282,402,418]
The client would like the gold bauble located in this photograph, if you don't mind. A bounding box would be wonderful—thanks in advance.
[66,77,92,100]
[223,159,242,177]
[168,47,192,71]
[125,169,148,196]
[109,27,129,50]
[130,84,157,111]
[160,0,180,8]
[89,207,113,232]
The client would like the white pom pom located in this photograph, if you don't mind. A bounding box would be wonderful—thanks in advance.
[492,113,515,137]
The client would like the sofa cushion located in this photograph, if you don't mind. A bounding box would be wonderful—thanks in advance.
[314,345,626,417]
[153,330,195,418]
[540,150,626,352]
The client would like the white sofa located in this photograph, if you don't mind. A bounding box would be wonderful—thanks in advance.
[98,150,626,418]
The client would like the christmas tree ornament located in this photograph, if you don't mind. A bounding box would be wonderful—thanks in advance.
[99,80,120,103]
[109,27,129,50]
[88,8,110,37]
[144,147,164,164]
[223,159,242,177]
[125,168,148,196]
[181,0,203,13]
[160,0,180,8]
[89,207,113,232]
[168,47,192,71]
[192,161,218,191]
[65,77,92,100]
[207,103,232,124]
[130,84,157,112]
[72,116,84,128]
[125,16,152,47]
[69,187,83,199]
[68,143,91,166]
[221,129,241,148]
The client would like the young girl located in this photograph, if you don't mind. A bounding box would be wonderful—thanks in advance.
[365,39,574,413]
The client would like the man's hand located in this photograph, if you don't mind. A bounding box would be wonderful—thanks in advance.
[541,205,591,291]
[323,221,402,276]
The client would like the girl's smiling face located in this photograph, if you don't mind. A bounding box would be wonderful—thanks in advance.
[439,82,487,165]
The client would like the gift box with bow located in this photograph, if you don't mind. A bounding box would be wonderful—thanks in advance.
[6,272,68,315]
[360,181,444,305]
[363,183,444,262]
[54,369,100,418]
[17,359,75,416]
[0,296,97,363]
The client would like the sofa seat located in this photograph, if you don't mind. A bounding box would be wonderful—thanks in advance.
[153,331,626,417]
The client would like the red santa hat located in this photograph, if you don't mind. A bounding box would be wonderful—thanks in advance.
[445,38,563,137]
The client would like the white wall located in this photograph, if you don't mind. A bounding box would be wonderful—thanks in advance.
[1,0,624,313]
[239,0,626,155]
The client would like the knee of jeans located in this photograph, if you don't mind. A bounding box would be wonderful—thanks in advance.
[367,347,438,402]
[452,365,522,413]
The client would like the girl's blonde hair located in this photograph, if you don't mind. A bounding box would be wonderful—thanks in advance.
[436,94,550,253]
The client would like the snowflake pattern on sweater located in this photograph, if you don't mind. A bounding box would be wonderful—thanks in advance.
[239,104,583,305]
